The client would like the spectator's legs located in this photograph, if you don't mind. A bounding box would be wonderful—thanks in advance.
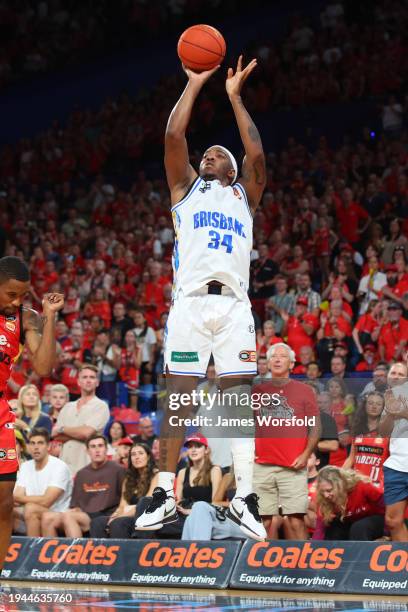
[109,517,136,538]
[385,501,408,541]
[285,514,308,540]
[62,510,90,538]
[0,481,14,572]
[262,515,282,539]
[349,515,385,541]
[89,515,109,538]
[24,503,49,537]
[41,511,63,537]
[182,502,214,540]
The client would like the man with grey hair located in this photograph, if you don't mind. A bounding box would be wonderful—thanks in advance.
[252,342,320,540]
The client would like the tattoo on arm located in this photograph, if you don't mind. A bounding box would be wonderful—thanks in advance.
[253,157,266,185]
[248,123,261,144]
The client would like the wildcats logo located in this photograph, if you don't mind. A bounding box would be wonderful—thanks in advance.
[239,350,256,362]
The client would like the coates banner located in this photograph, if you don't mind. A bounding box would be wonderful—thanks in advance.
[230,540,408,595]
[4,537,240,589]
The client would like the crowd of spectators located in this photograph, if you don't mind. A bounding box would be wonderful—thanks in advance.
[0,0,257,91]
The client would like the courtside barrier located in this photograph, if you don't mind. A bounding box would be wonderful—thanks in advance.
[4,537,408,594]
[230,540,408,594]
[3,537,240,589]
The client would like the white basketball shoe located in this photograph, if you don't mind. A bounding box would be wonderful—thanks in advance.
[226,493,267,540]
[135,486,178,530]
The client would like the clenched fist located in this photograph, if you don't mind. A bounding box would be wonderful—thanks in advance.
[42,293,65,314]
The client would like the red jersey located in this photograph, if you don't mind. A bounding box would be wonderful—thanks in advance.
[352,435,389,488]
[335,202,369,243]
[340,481,384,522]
[0,309,24,400]
[0,307,25,475]
[287,314,318,359]
[379,319,408,361]
[254,380,319,467]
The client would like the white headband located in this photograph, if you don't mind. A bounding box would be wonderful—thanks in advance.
[208,145,238,183]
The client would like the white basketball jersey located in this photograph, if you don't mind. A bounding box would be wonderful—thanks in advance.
[171,177,253,302]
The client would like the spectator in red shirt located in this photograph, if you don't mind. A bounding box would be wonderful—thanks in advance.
[313,466,384,540]
[317,299,352,343]
[379,302,408,362]
[352,299,384,355]
[355,344,378,372]
[84,288,112,329]
[253,342,320,539]
[292,345,315,375]
[335,187,371,246]
[256,320,281,356]
[282,296,319,359]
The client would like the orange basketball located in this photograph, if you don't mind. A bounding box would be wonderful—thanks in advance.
[177,24,226,72]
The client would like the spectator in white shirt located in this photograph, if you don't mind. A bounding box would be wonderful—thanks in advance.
[358,255,387,314]
[13,428,72,536]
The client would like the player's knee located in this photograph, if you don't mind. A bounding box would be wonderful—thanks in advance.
[385,510,404,531]
[0,494,14,518]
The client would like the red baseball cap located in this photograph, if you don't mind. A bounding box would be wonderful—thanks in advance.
[118,437,133,446]
[185,433,208,448]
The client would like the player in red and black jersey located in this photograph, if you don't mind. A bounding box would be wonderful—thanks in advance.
[0,256,64,576]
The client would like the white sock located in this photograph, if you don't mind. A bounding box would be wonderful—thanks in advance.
[231,437,254,498]
[158,471,175,495]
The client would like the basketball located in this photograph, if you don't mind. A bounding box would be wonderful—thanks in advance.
[177,24,226,72]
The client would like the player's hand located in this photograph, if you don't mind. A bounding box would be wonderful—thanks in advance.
[183,64,220,86]
[226,55,257,98]
[42,293,65,314]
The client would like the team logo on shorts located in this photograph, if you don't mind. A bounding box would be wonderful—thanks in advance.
[0,449,6,460]
[239,350,256,362]
[248,325,255,334]
[7,449,16,460]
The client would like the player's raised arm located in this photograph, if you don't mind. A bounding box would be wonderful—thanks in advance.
[23,293,64,377]
[165,65,219,204]
[226,56,266,212]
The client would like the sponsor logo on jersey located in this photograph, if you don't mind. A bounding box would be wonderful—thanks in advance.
[239,350,256,362]
[0,449,6,460]
[7,449,16,460]
[5,322,15,332]
[0,335,8,346]
[171,351,199,363]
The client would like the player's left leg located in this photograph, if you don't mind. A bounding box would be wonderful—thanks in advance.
[213,295,265,539]
[0,477,16,574]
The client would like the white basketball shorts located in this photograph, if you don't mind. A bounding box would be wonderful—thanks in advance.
[164,288,257,377]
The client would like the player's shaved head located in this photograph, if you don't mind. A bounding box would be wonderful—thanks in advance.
[0,256,30,285]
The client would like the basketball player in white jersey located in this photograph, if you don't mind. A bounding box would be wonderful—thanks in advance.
[136,56,267,539]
